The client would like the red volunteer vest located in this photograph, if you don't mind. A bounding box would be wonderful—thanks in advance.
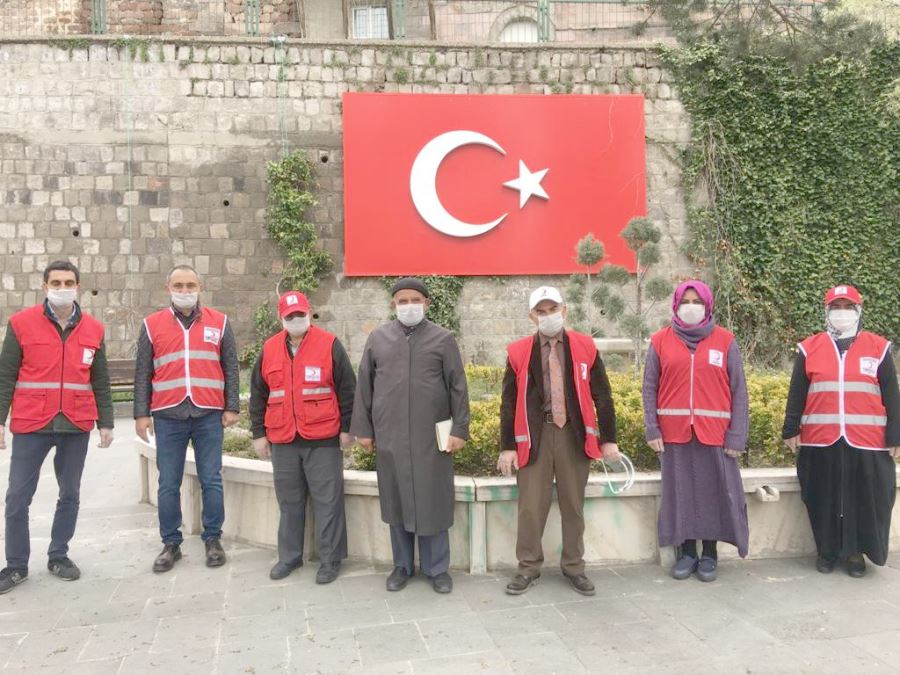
[507,330,602,468]
[260,326,341,443]
[650,325,734,446]
[145,307,226,412]
[8,304,104,434]
[799,331,889,451]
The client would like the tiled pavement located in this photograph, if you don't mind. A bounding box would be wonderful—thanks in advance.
[0,421,899,674]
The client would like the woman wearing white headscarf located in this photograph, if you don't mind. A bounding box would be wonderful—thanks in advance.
[783,285,900,577]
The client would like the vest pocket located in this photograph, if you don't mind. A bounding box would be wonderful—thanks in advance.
[70,392,98,422]
[12,390,49,420]
[302,395,337,425]
[264,399,285,428]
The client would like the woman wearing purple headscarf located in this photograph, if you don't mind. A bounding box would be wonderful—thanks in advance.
[643,280,750,581]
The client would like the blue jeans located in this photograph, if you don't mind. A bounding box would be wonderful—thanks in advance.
[154,412,225,545]
[5,432,89,569]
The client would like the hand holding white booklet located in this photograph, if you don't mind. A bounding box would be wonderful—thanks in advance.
[435,419,453,453]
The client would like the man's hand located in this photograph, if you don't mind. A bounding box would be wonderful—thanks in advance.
[357,437,375,453]
[340,432,353,450]
[497,450,518,477]
[648,438,664,454]
[601,442,622,462]
[222,411,240,428]
[98,428,114,448]
[784,435,800,453]
[0,424,5,450]
[889,447,900,460]
[444,435,466,454]
[253,437,271,460]
[724,448,743,459]
[135,417,154,443]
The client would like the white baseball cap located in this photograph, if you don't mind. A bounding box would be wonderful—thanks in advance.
[529,286,564,310]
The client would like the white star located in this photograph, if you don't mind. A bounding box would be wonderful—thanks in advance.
[503,160,549,209]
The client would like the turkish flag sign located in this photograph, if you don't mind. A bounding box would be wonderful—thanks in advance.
[342,93,646,276]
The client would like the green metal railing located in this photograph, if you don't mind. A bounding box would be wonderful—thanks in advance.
[245,0,261,37]
[90,0,107,34]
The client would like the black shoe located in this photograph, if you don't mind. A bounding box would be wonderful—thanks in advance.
[564,573,596,596]
[506,574,540,595]
[48,557,81,581]
[816,554,837,574]
[269,559,302,580]
[696,556,718,583]
[205,538,226,568]
[152,544,182,573]
[0,568,27,594]
[430,572,453,594]
[386,567,411,591]
[847,554,867,578]
[316,562,341,585]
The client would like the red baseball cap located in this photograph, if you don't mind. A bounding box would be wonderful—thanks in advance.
[824,285,862,306]
[278,292,310,318]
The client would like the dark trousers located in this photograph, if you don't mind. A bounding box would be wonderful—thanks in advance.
[5,432,90,569]
[271,441,347,565]
[516,421,590,576]
[154,412,224,545]
[389,525,450,577]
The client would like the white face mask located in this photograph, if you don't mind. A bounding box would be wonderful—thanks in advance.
[282,316,310,337]
[396,303,425,327]
[677,303,706,325]
[828,308,859,336]
[47,288,77,310]
[537,311,564,337]
[171,292,199,311]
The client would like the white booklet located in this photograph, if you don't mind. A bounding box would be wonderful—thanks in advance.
[435,418,453,453]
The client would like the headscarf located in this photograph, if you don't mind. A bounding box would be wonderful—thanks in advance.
[671,279,716,351]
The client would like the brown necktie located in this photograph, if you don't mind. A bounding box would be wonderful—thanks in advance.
[549,339,566,428]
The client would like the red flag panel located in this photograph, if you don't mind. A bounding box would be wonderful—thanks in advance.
[342,93,646,276]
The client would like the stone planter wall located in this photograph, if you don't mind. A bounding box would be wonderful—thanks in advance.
[136,439,900,572]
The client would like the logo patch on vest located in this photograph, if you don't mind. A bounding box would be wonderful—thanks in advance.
[580,362,589,380]
[203,327,221,345]
[82,348,95,366]
[305,366,322,383]
[708,349,724,368]
[859,357,879,378]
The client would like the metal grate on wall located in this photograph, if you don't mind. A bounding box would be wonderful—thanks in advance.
[0,0,825,42]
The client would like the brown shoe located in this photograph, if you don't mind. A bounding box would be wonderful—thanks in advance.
[205,538,226,568]
[152,544,181,573]
[506,574,540,595]
[564,573,595,596]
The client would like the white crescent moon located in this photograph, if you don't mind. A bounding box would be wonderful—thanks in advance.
[410,130,508,238]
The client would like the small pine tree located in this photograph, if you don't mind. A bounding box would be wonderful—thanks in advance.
[571,217,672,371]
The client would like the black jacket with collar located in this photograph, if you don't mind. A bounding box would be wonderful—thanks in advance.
[500,331,617,466]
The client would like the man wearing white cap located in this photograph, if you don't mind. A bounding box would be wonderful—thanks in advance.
[499,286,620,596]
[249,291,356,584]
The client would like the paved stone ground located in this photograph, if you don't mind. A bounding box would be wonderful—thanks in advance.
[0,420,899,674]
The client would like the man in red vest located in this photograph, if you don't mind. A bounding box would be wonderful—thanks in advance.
[248,292,356,583]
[499,286,620,596]
[0,260,114,594]
[134,265,240,573]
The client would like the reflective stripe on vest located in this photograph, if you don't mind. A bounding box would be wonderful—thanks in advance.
[269,389,286,398]
[801,414,887,426]
[656,407,731,420]
[807,380,881,396]
[302,387,333,395]
[15,381,92,391]
[153,350,220,369]
[152,377,225,392]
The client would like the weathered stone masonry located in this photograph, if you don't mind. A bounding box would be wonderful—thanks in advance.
[0,37,693,363]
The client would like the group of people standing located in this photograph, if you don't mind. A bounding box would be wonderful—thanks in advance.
[0,260,896,598]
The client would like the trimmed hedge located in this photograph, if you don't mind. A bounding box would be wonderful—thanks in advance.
[351,366,794,475]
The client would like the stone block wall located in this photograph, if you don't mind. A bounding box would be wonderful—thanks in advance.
[0,37,694,363]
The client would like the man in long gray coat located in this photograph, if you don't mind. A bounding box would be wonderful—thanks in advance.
[351,277,470,594]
